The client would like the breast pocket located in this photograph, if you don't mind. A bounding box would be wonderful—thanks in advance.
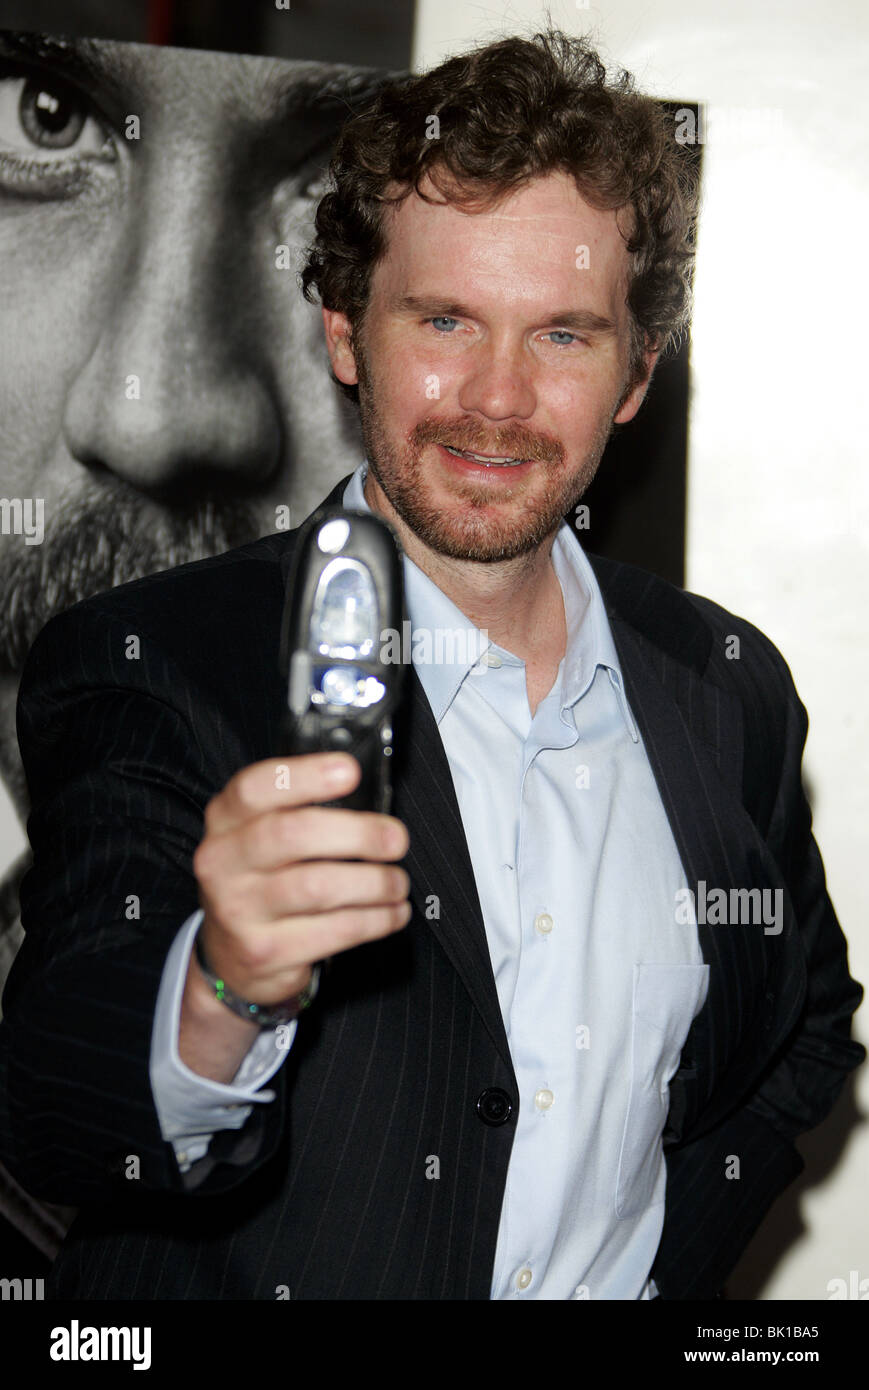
[615,962,709,1220]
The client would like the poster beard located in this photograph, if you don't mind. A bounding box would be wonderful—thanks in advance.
[0,481,261,675]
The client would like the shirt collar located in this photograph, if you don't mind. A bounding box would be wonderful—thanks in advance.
[342,460,638,740]
[550,524,639,740]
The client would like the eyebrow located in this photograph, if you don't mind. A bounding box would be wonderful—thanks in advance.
[391,294,618,335]
[0,31,111,90]
[271,63,402,122]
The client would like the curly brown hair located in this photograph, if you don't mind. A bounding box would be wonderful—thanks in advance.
[301,28,698,404]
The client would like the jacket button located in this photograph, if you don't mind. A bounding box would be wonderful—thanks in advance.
[476,1088,513,1126]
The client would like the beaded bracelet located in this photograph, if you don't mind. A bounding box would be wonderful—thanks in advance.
[194,931,318,1028]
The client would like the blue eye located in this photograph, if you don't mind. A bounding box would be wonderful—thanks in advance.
[546,330,579,346]
[429,316,458,332]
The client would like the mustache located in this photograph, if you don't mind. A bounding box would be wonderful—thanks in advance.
[0,482,261,674]
[410,417,565,464]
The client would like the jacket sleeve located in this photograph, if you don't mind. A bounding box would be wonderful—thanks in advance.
[0,599,289,1206]
[742,652,864,1141]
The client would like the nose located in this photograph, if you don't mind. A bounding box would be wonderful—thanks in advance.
[457,334,537,423]
[62,147,283,498]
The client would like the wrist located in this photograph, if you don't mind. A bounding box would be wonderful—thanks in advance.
[193,929,318,1029]
[179,949,261,1083]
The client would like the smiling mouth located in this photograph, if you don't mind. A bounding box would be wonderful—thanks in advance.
[442,445,527,467]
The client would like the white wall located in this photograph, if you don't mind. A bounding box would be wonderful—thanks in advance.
[414,0,869,1300]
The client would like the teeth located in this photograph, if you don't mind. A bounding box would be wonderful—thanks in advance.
[444,446,524,466]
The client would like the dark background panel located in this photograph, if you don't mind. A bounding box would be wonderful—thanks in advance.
[0,0,417,67]
[579,100,701,589]
[583,337,691,589]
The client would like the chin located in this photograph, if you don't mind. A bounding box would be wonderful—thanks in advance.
[404,505,561,563]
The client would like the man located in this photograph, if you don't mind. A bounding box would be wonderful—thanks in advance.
[0,29,863,1299]
[0,29,394,1258]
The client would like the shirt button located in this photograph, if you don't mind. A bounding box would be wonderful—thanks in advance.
[534,912,554,935]
[534,1088,554,1111]
[515,1267,533,1291]
[482,651,502,668]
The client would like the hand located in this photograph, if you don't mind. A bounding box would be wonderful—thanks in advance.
[192,752,411,1010]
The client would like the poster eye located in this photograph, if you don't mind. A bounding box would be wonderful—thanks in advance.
[0,72,108,157]
[20,75,86,148]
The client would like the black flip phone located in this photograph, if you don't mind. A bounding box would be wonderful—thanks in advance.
[279,507,406,812]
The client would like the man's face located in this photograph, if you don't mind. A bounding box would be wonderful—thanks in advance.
[324,169,656,565]
[0,34,378,672]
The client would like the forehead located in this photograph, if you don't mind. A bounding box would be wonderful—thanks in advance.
[375,170,632,310]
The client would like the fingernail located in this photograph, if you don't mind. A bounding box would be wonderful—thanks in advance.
[324,755,355,784]
[387,823,407,854]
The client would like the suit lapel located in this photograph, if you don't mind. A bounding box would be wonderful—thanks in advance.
[391,670,514,1075]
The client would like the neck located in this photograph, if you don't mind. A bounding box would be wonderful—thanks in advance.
[363,473,566,666]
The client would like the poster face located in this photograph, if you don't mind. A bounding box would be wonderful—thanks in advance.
[0,31,397,684]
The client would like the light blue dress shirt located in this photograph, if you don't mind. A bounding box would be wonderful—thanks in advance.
[150,460,708,1299]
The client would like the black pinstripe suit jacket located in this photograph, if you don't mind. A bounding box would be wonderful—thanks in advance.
[0,475,863,1299]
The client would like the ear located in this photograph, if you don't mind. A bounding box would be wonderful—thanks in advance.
[322,307,359,386]
[613,340,661,425]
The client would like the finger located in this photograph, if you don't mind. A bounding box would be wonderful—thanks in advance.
[288,900,414,967]
[258,861,411,920]
[205,752,360,834]
[200,861,410,934]
[194,808,409,882]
